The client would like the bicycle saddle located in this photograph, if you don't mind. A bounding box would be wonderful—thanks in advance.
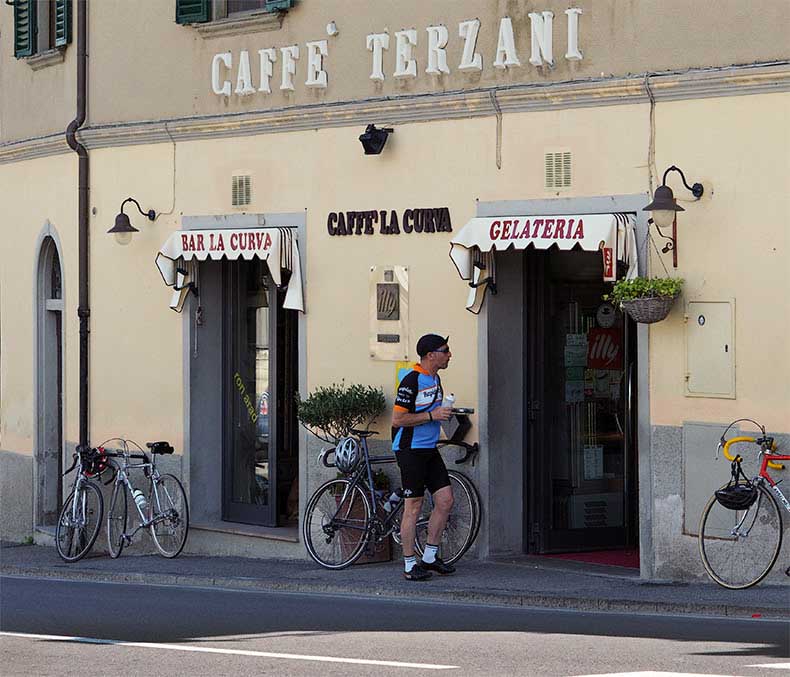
[146,441,174,455]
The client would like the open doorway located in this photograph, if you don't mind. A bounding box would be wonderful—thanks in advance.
[524,249,639,561]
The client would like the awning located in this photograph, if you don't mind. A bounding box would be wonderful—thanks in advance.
[449,213,638,313]
[155,227,304,312]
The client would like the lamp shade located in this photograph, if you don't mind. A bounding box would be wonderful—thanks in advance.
[107,211,139,245]
[359,124,392,155]
[643,185,684,228]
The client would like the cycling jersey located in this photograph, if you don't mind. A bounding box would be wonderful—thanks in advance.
[392,365,443,451]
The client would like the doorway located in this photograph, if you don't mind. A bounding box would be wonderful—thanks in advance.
[222,259,299,527]
[525,249,638,554]
[36,236,64,528]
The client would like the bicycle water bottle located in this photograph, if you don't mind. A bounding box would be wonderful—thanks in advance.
[383,489,402,513]
[442,392,456,410]
[132,488,147,512]
[440,393,456,436]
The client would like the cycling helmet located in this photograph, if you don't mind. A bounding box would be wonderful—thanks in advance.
[715,482,758,511]
[83,446,110,478]
[334,437,360,474]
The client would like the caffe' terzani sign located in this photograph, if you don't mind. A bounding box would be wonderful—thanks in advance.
[327,208,452,236]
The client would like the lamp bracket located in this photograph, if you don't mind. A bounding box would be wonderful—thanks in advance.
[661,165,704,199]
[121,197,156,221]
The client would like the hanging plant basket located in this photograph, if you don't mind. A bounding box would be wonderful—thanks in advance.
[605,277,683,325]
[620,294,679,324]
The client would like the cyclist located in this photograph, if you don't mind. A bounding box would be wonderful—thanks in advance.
[392,333,455,581]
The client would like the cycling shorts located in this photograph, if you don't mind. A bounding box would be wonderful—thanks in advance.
[396,448,450,498]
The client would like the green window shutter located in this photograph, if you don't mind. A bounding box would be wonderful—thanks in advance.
[175,0,211,25]
[265,0,295,11]
[54,0,72,48]
[13,0,37,58]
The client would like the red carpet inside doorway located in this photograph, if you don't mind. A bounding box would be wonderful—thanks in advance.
[541,549,640,569]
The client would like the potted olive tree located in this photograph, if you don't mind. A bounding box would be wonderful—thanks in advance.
[296,382,386,443]
[606,277,684,324]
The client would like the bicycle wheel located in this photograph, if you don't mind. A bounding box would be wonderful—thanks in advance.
[303,479,371,569]
[452,470,482,548]
[55,481,103,563]
[699,483,783,589]
[106,481,128,559]
[414,471,476,566]
[148,473,189,558]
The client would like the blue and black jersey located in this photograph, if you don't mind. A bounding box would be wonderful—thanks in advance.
[392,365,443,451]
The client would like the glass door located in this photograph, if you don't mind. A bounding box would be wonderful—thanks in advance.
[526,250,637,552]
[222,258,299,527]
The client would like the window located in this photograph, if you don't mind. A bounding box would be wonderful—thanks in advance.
[13,0,71,59]
[175,0,294,25]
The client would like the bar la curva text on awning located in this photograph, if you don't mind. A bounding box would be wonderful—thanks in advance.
[327,208,452,237]
[212,9,583,97]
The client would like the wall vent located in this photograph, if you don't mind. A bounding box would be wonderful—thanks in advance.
[545,151,572,189]
[232,175,252,207]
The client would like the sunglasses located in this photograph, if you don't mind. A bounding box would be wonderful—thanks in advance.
[432,346,451,353]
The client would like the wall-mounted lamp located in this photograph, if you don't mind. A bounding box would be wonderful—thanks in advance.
[107,197,156,245]
[359,124,393,155]
[643,165,704,267]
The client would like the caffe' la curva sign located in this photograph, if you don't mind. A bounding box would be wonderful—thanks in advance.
[327,208,452,236]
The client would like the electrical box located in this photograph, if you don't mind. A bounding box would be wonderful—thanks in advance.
[369,266,409,361]
[685,300,735,398]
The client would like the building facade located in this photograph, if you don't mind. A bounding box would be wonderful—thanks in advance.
[1,0,788,582]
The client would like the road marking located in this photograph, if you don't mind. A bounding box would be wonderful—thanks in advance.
[0,631,457,670]
[572,673,746,677]
[746,664,790,670]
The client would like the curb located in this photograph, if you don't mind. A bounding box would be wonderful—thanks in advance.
[3,566,787,620]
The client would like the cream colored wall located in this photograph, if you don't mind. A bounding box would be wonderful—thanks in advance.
[3,0,790,142]
[87,144,185,450]
[0,154,77,454]
[163,102,649,435]
[647,92,790,431]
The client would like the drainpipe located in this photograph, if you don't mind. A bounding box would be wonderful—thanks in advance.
[65,0,89,451]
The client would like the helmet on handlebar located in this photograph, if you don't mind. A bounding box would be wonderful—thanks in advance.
[334,437,360,474]
[715,482,758,511]
[82,446,110,478]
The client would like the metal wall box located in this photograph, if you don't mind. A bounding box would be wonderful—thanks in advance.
[684,300,735,399]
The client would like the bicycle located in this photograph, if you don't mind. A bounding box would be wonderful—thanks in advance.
[104,438,189,559]
[302,429,480,570]
[698,418,789,589]
[55,445,108,562]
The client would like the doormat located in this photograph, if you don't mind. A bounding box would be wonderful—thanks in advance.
[541,549,640,569]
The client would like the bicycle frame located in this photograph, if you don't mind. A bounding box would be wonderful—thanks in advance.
[329,436,404,543]
[722,435,790,515]
[109,449,170,539]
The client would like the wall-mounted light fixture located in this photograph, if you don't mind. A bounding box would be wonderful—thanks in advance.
[643,165,704,267]
[107,197,156,245]
[359,124,393,155]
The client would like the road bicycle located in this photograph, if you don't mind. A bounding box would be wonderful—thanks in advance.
[698,418,789,589]
[55,445,108,562]
[303,430,480,570]
[104,438,189,559]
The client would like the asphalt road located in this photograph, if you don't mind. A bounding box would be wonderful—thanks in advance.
[0,576,787,676]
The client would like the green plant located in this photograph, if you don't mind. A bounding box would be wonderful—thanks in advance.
[296,382,386,443]
[605,276,683,305]
[22,535,34,545]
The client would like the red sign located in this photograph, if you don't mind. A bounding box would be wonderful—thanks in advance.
[587,328,623,369]
[602,247,613,279]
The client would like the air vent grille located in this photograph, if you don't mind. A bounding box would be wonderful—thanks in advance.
[232,175,252,207]
[545,151,572,189]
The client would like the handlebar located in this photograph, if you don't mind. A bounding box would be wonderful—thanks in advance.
[721,435,784,470]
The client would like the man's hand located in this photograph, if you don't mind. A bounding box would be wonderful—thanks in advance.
[431,406,452,422]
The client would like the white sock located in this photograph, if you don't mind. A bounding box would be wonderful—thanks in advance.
[422,544,438,564]
[404,555,417,573]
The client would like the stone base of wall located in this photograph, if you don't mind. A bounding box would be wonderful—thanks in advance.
[652,424,789,584]
[0,450,33,543]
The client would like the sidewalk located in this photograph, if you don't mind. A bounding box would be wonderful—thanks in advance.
[2,541,787,619]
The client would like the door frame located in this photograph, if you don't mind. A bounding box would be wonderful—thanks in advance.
[476,195,654,578]
[182,213,308,532]
[33,223,66,529]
